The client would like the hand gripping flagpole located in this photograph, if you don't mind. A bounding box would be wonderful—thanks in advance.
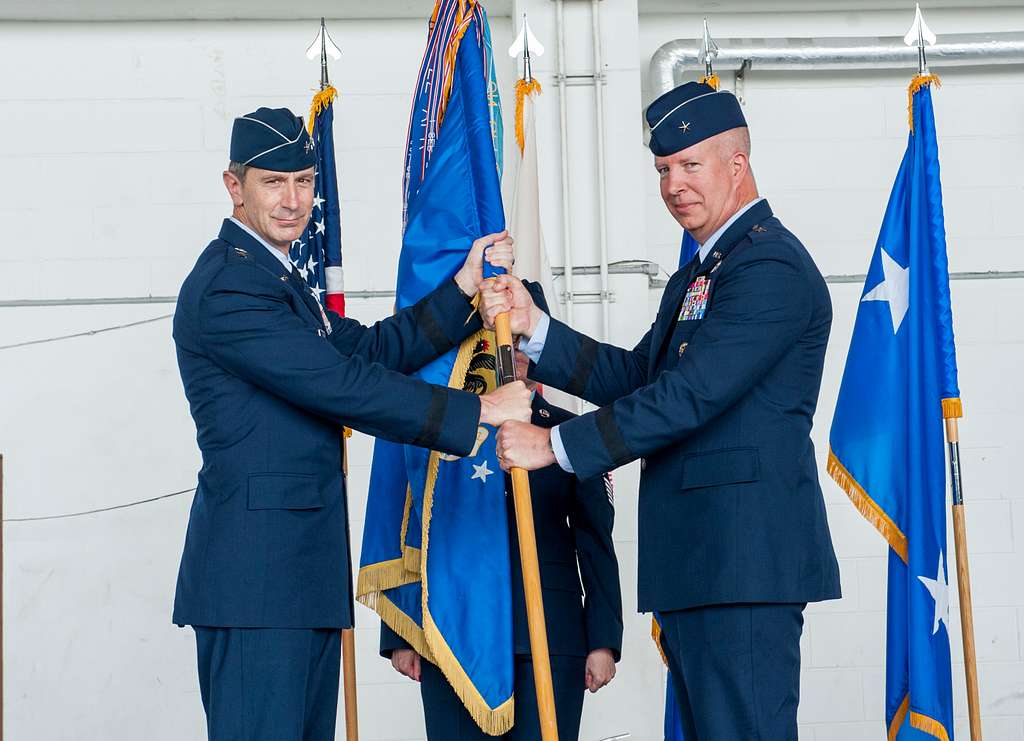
[493,310,560,741]
[501,18,559,741]
[306,18,358,741]
[906,6,982,739]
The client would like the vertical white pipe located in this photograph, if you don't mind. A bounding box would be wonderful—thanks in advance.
[555,0,574,329]
[590,0,611,342]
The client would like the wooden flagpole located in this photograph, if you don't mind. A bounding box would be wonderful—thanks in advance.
[341,430,359,741]
[944,414,982,740]
[493,313,559,741]
[341,626,358,740]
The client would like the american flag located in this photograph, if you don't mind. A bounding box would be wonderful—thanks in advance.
[290,87,346,316]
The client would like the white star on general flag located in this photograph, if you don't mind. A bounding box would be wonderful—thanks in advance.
[312,194,325,210]
[917,551,950,636]
[315,219,326,235]
[471,460,493,483]
[861,247,910,334]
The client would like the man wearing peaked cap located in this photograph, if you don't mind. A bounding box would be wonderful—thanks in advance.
[487,81,841,739]
[171,106,531,741]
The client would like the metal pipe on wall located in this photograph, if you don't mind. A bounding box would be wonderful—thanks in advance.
[590,0,611,342]
[555,0,575,327]
[649,31,1024,97]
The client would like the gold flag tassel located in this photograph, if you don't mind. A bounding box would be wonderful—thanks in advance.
[308,85,338,134]
[514,78,542,155]
[907,74,940,134]
[698,73,720,90]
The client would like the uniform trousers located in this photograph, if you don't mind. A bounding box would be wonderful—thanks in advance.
[193,626,341,741]
[420,654,587,741]
[658,603,806,741]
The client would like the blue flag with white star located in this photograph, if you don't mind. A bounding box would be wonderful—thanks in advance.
[357,1,515,734]
[828,77,959,741]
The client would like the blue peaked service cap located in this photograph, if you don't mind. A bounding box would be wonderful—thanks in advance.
[646,81,747,157]
[229,107,315,172]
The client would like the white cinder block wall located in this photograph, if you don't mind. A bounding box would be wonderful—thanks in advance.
[0,2,1021,740]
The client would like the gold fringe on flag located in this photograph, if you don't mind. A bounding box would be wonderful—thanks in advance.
[827,448,909,563]
[907,74,941,134]
[941,397,963,420]
[650,617,669,667]
[698,73,720,90]
[416,326,516,735]
[887,694,951,741]
[307,85,338,134]
[514,78,542,154]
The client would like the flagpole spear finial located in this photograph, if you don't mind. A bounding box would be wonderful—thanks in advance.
[305,17,342,91]
[319,17,329,89]
[700,17,719,81]
[509,13,546,83]
[904,3,937,76]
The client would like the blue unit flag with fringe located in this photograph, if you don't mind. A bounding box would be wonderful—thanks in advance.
[827,75,960,741]
[356,0,516,734]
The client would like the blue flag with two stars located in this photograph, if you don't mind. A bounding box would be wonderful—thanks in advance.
[828,75,960,741]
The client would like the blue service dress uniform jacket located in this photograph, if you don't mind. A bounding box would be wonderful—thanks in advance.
[529,200,841,613]
[173,219,484,630]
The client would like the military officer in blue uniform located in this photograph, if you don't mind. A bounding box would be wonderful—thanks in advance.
[172,106,531,741]
[380,288,623,741]
[490,82,841,740]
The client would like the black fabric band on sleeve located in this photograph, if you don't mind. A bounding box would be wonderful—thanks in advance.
[412,386,448,449]
[595,406,633,468]
[411,384,448,448]
[564,335,599,398]
[412,299,450,355]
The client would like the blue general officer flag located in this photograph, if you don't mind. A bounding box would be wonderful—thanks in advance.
[357,0,515,734]
[655,223,698,741]
[679,230,699,268]
[828,75,959,741]
[289,86,346,315]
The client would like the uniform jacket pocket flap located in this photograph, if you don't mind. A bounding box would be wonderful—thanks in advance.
[680,447,760,490]
[247,473,323,510]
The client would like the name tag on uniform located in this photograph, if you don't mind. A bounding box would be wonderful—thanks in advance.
[678,275,711,321]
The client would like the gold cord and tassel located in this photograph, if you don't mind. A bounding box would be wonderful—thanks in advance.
[514,78,542,154]
[907,74,941,134]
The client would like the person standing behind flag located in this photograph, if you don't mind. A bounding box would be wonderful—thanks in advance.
[490,81,842,739]
[171,106,530,741]
[381,285,623,741]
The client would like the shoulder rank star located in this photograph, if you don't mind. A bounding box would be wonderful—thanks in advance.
[678,121,691,132]
[751,224,768,233]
